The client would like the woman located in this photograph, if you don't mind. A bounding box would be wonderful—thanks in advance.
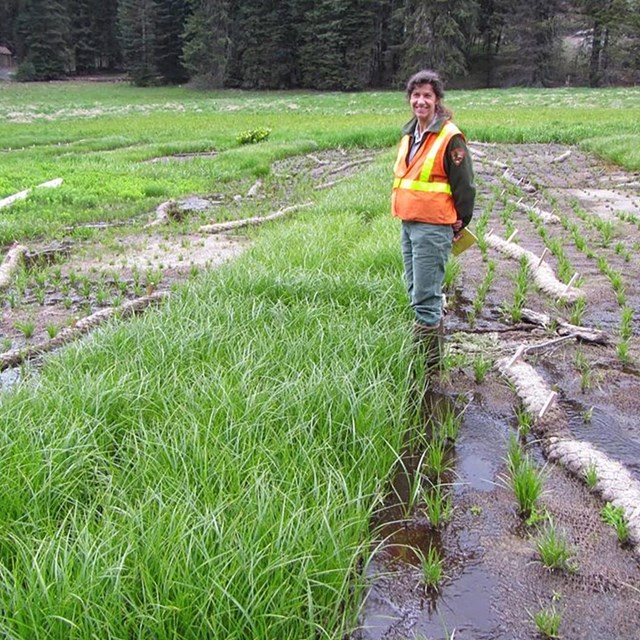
[391,69,475,365]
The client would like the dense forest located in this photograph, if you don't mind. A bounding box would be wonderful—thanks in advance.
[0,0,638,89]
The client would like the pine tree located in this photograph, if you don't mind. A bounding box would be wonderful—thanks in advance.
[474,0,510,86]
[396,0,478,83]
[575,0,639,86]
[118,0,159,85]
[16,0,70,79]
[0,0,20,53]
[182,0,231,87]
[230,0,298,89]
[91,0,121,70]
[297,0,378,90]
[369,0,403,88]
[507,0,563,86]
[68,0,96,73]
[155,0,189,83]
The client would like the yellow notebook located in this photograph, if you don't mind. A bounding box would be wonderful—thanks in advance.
[451,227,477,256]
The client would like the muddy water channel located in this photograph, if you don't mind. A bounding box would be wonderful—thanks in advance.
[354,143,640,639]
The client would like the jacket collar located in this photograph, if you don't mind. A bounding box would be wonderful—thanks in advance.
[402,114,449,137]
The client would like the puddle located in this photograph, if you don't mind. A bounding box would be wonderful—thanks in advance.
[565,397,640,481]
[454,403,506,493]
[0,365,21,389]
[354,387,511,640]
[565,188,640,220]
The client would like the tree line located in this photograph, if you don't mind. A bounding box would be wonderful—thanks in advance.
[1,0,638,89]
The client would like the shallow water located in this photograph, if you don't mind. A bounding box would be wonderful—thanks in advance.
[355,388,511,640]
[565,396,640,481]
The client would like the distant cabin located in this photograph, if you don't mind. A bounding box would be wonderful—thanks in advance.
[0,46,14,68]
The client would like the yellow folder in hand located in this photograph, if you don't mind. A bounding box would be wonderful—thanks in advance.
[451,227,477,256]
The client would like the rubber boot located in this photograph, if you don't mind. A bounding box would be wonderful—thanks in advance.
[413,320,444,373]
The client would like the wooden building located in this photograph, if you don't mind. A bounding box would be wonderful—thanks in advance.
[0,46,14,68]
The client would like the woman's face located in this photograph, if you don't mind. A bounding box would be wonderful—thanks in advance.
[409,83,438,127]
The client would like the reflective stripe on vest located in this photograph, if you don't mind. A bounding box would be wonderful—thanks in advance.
[393,137,410,174]
[393,122,460,194]
[392,177,451,193]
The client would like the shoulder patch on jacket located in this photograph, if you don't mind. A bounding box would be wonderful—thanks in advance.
[450,147,466,166]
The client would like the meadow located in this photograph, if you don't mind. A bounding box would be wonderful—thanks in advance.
[0,82,639,638]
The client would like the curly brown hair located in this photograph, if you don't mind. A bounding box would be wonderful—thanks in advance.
[405,69,452,119]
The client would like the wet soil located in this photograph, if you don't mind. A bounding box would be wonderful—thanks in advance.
[355,143,640,640]
[2,143,640,638]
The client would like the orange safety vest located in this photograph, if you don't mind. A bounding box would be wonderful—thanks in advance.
[391,120,462,225]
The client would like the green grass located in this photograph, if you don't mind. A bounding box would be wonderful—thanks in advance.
[506,440,545,522]
[1,82,639,637]
[503,255,530,323]
[0,158,411,637]
[1,84,640,245]
[531,605,562,638]
[422,482,454,528]
[418,545,444,592]
[601,503,630,545]
[584,463,598,487]
[536,523,577,573]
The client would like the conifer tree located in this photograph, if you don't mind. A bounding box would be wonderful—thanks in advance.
[396,0,477,83]
[576,0,639,86]
[297,0,377,90]
[118,0,159,85]
[4,0,638,88]
[68,0,96,73]
[16,0,70,79]
[369,0,403,88]
[230,0,298,88]
[508,0,562,86]
[0,0,20,53]
[182,0,231,87]
[474,0,510,87]
[155,0,189,83]
[89,0,121,71]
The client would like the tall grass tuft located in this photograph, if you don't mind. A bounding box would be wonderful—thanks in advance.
[0,163,412,638]
[505,436,544,522]
[536,523,577,573]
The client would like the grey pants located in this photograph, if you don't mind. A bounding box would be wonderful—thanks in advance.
[401,221,453,327]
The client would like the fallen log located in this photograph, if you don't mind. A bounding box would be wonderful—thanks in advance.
[520,308,607,344]
[326,157,374,176]
[315,177,347,190]
[199,202,313,234]
[0,178,63,210]
[486,233,583,302]
[0,290,168,371]
[467,145,486,157]
[23,241,74,268]
[502,169,537,193]
[0,243,27,290]
[246,179,263,197]
[550,150,572,164]
[145,200,179,228]
[511,199,560,224]
[497,351,640,557]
